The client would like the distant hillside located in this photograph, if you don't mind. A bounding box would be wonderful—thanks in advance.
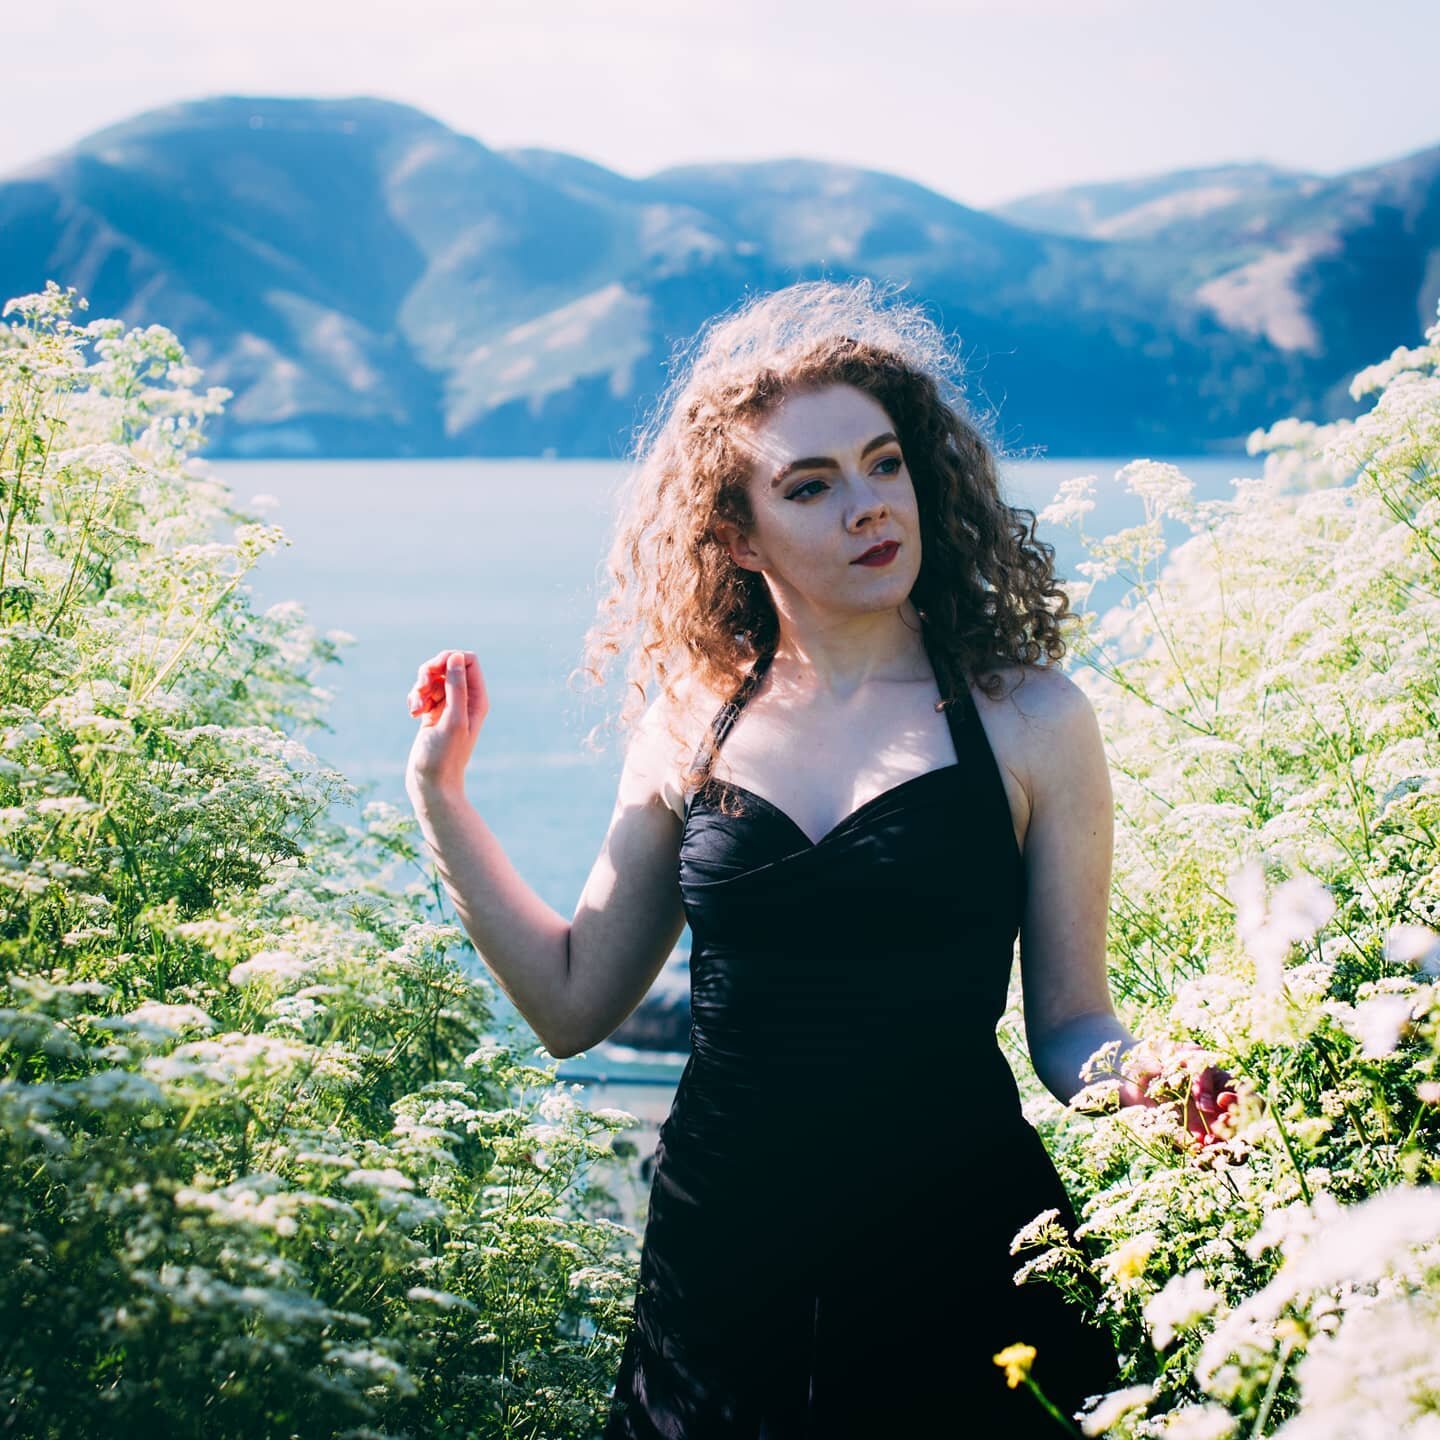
[990,161,1313,241]
[3,95,1435,458]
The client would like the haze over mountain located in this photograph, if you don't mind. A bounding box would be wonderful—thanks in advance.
[3,95,1436,459]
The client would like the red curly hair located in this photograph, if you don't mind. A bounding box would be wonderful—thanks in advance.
[572,276,1077,810]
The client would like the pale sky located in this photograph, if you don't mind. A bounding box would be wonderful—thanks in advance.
[10,0,1438,209]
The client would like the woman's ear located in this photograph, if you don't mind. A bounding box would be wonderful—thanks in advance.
[713,520,763,573]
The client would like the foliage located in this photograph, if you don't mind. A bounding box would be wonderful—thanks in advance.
[999,298,1440,1437]
[12,265,1440,1439]
[0,283,640,1440]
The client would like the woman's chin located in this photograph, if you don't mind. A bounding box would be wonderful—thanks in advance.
[845,566,915,602]
[838,583,915,615]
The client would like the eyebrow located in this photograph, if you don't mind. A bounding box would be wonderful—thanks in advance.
[770,431,900,488]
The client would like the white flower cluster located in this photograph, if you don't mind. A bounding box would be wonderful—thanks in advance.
[0,284,641,1438]
[1145,1267,1223,1350]
[228,948,313,988]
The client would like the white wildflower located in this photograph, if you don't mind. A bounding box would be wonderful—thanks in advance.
[1243,1193,1344,1262]
[1040,473,1098,528]
[68,1070,167,1110]
[587,1106,641,1127]
[1201,1186,1440,1401]
[405,1286,477,1312]
[537,1088,579,1124]
[1145,1267,1221,1350]
[1346,992,1416,1058]
[1116,459,1194,514]
[175,1177,302,1237]
[1162,1403,1237,1439]
[1098,1231,1160,1290]
[1009,1206,1066,1254]
[140,1032,309,1087]
[1384,922,1440,977]
[342,1168,415,1192]
[1273,1283,1440,1438]
[1229,860,1335,994]
[324,1345,417,1396]
[34,795,100,817]
[123,1001,216,1037]
[228,949,311,987]
[1079,1381,1155,1436]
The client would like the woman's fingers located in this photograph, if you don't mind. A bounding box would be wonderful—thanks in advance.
[462,652,487,731]
[409,676,444,715]
[408,649,478,718]
[1185,1066,1247,1143]
[409,651,449,714]
[414,650,454,687]
[438,651,466,731]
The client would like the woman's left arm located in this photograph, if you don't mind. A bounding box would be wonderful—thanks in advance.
[1010,669,1135,1106]
[1013,671,1237,1140]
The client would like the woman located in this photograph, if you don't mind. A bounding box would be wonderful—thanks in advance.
[404,279,1237,1437]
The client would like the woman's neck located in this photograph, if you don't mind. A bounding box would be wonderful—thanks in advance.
[764,607,931,702]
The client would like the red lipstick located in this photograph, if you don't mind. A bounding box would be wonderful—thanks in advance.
[853,540,900,567]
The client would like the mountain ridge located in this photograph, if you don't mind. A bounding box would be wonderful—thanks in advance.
[4,94,1435,458]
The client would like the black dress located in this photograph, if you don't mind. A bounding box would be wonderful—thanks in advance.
[603,644,1120,1438]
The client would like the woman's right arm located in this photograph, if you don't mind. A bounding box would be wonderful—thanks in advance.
[405,649,689,1060]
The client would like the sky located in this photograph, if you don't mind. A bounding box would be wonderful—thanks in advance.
[10,0,1439,210]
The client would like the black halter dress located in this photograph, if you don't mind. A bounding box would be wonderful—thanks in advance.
[603,645,1120,1438]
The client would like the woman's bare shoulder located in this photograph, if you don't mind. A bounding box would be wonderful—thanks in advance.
[629,672,723,824]
[971,658,1079,714]
[968,661,1093,798]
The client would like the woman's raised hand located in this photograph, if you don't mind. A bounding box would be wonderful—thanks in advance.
[405,649,488,797]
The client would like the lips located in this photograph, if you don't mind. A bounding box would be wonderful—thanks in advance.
[853,540,900,564]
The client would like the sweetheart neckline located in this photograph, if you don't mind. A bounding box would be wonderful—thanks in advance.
[696,762,964,851]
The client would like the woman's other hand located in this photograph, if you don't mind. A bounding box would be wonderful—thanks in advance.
[1119,1039,1244,1149]
[405,649,487,798]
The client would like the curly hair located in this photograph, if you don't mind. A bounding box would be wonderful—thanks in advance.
[572,275,1077,811]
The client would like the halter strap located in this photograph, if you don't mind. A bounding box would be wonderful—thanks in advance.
[688,629,974,769]
[689,650,775,775]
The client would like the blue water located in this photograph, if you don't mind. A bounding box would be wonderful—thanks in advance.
[229,453,1255,1050]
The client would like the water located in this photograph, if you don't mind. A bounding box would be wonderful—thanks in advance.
[228,451,1256,1203]
[232,453,1252,851]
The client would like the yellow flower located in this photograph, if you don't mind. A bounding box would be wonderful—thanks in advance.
[1109,1233,1158,1283]
[993,1342,1037,1389]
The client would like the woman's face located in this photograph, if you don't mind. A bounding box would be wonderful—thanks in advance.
[717,383,921,619]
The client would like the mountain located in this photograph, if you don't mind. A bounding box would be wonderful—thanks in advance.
[996,145,1440,412]
[3,95,1435,458]
[990,161,1314,241]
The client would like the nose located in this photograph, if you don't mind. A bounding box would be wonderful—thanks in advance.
[847,473,890,530]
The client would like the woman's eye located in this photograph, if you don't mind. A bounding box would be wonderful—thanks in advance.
[788,479,828,499]
[787,457,900,499]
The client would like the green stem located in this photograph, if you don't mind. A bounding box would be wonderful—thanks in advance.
[0,381,41,626]
[1314,1037,1372,1150]
[1400,1096,1430,1152]
[1266,1085,1312,1206]
[1023,1374,1082,1436]
[133,569,246,703]
[40,465,103,636]
[1249,1336,1295,1437]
